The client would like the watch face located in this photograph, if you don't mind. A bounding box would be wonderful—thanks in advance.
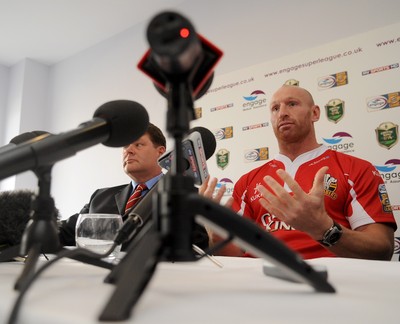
[318,222,343,246]
[326,226,342,245]
[328,232,341,243]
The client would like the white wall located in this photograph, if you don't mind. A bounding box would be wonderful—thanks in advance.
[0,0,399,221]
[0,65,9,145]
[0,59,49,191]
[46,22,168,217]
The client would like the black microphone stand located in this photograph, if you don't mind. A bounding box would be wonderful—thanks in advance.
[98,74,336,321]
[14,165,61,290]
[13,165,114,291]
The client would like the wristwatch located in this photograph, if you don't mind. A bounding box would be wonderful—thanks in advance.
[317,221,343,247]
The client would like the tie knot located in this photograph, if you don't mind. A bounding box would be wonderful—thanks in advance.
[124,183,148,213]
[136,183,147,191]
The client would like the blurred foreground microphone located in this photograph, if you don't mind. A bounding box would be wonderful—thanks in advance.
[0,190,32,261]
[0,131,50,155]
[137,11,223,100]
[158,127,216,185]
[0,100,149,181]
[0,190,61,262]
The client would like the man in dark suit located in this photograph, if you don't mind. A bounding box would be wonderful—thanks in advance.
[58,123,209,250]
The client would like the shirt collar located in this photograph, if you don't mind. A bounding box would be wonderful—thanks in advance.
[130,172,163,191]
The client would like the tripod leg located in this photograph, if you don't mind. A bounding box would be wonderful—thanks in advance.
[63,248,114,270]
[0,245,21,262]
[99,221,162,321]
[14,244,41,291]
[188,194,335,293]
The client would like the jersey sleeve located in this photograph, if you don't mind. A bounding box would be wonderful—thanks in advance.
[342,157,396,230]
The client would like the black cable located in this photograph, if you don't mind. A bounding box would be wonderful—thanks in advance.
[7,217,230,323]
[7,244,117,324]
[8,212,149,323]
[206,234,235,256]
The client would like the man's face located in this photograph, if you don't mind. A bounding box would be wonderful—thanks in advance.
[269,86,319,144]
[122,133,165,180]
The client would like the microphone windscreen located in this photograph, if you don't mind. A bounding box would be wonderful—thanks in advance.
[0,190,61,249]
[188,127,216,159]
[94,100,150,147]
[0,190,34,247]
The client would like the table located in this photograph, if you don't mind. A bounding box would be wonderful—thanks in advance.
[0,256,399,323]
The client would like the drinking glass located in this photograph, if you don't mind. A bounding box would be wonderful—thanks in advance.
[75,213,123,261]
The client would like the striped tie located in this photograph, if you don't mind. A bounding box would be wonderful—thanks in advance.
[124,183,147,213]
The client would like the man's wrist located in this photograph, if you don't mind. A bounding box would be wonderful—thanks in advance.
[317,220,343,247]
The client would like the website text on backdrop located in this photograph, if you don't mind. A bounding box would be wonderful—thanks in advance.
[208,85,396,261]
[98,11,335,322]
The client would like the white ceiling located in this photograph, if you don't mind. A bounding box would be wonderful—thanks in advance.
[1,0,400,69]
[0,0,186,66]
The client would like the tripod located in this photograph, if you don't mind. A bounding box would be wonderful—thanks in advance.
[13,166,114,291]
[13,166,60,290]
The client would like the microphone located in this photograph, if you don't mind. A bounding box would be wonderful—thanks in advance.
[137,11,223,100]
[0,131,51,155]
[0,100,149,181]
[158,126,216,185]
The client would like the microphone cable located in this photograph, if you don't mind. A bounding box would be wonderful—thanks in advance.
[7,242,121,324]
[8,210,148,324]
[7,210,230,323]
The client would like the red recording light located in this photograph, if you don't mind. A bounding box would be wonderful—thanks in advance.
[180,28,190,38]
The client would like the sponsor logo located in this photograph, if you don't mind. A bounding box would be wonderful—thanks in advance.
[242,90,267,111]
[214,178,235,196]
[375,159,400,184]
[362,63,399,76]
[375,122,398,149]
[260,214,295,232]
[324,174,338,200]
[318,76,336,89]
[284,79,299,86]
[250,182,263,202]
[366,96,388,111]
[394,237,400,255]
[321,132,355,153]
[388,92,400,107]
[216,148,230,170]
[194,107,202,119]
[325,98,344,123]
[210,103,234,112]
[378,183,393,213]
[318,71,348,90]
[214,126,233,140]
[244,147,269,163]
[367,92,400,112]
[242,122,269,131]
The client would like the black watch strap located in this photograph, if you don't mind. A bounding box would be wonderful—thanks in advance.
[317,221,343,247]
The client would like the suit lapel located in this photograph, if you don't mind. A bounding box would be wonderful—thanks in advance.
[115,184,132,215]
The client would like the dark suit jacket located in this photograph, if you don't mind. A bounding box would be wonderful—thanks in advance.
[58,182,209,251]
